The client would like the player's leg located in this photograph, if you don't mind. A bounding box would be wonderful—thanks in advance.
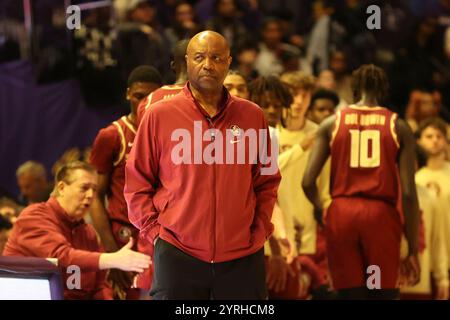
[326,198,367,299]
[360,200,402,300]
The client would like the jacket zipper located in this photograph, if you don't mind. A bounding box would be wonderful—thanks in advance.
[207,117,217,264]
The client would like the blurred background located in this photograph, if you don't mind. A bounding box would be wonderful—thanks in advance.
[1,0,450,200]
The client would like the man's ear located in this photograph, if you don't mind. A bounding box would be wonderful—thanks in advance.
[126,87,131,101]
[228,56,232,66]
[57,181,66,197]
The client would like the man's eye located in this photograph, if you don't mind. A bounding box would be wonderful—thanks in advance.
[194,56,203,62]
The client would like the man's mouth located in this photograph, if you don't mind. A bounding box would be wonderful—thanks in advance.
[200,74,216,79]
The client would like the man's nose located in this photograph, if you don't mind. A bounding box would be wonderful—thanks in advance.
[203,57,213,70]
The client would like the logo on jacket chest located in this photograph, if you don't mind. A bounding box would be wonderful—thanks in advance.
[169,121,278,175]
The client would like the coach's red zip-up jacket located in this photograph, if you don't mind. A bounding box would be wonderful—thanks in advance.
[125,83,281,263]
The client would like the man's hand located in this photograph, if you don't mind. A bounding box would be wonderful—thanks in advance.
[99,238,151,273]
[400,254,421,286]
[266,255,295,293]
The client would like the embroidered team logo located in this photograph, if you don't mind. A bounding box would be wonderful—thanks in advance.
[230,125,241,137]
[229,125,241,144]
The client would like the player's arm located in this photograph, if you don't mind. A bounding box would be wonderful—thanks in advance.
[302,115,335,226]
[397,118,420,256]
[396,118,421,285]
[90,173,118,253]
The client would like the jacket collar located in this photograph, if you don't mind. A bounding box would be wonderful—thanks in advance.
[182,82,231,120]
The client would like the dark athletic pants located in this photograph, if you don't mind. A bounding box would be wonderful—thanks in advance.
[150,238,267,300]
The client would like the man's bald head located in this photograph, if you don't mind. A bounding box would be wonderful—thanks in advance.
[187,31,230,57]
[185,31,232,93]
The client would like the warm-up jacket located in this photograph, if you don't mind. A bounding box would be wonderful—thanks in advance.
[125,83,281,263]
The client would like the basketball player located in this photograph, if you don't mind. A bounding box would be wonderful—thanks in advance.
[89,65,162,298]
[302,64,421,299]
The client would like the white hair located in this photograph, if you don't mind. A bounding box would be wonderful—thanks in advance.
[16,161,47,179]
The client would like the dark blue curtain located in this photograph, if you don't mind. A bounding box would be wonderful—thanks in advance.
[0,60,123,198]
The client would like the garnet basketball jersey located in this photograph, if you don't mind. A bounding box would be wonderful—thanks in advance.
[330,105,400,204]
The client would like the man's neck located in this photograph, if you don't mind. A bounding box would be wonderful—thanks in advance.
[427,153,446,170]
[286,114,306,131]
[127,113,137,127]
[356,96,378,107]
[175,72,188,85]
[189,83,223,117]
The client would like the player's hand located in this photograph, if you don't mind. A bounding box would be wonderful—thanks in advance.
[435,285,449,300]
[400,254,420,286]
[266,255,294,293]
[108,269,134,291]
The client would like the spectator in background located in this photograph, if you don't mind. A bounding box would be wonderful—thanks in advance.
[415,117,450,293]
[307,89,339,125]
[329,50,353,105]
[406,90,441,133]
[317,69,336,90]
[279,71,317,152]
[248,76,316,300]
[74,5,122,108]
[16,161,52,206]
[224,70,250,99]
[306,0,346,74]
[400,145,449,300]
[248,75,333,300]
[164,1,200,52]
[317,69,349,109]
[255,18,302,77]
[233,39,259,81]
[390,17,443,113]
[195,0,261,32]
[416,117,450,187]
[4,161,151,300]
[248,75,292,140]
[116,0,171,83]
[205,0,249,56]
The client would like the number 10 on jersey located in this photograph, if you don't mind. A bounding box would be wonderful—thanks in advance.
[349,129,380,168]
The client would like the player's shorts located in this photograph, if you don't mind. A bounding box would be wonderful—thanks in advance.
[326,197,402,290]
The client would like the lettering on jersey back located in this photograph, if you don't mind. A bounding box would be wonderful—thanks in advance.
[345,113,386,126]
